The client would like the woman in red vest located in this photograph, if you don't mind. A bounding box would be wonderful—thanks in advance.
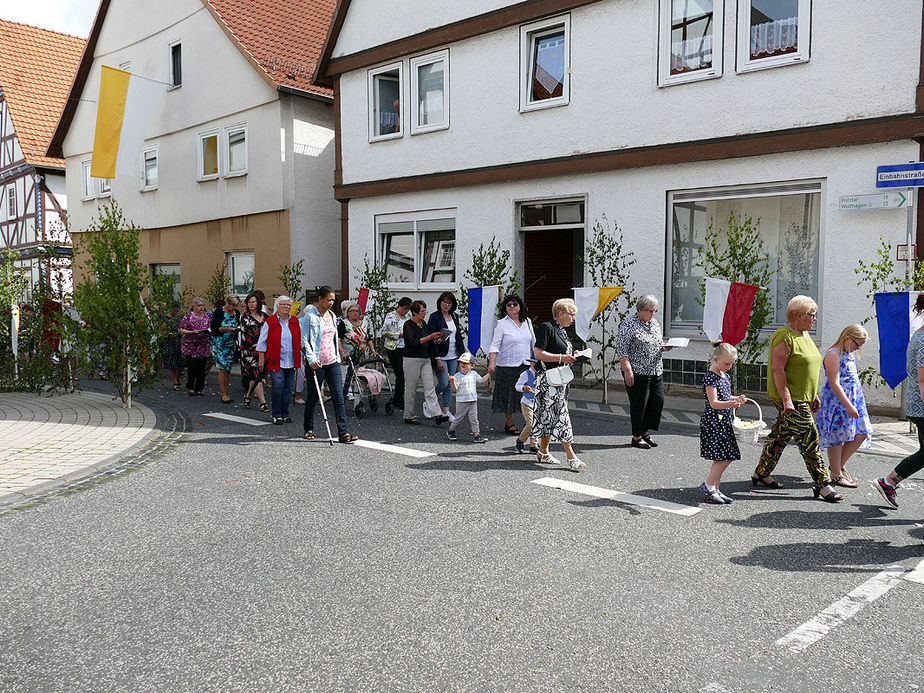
[257,295,301,424]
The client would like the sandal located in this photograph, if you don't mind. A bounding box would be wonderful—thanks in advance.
[221,397,233,404]
[832,474,859,488]
[259,402,269,413]
[568,457,586,471]
[504,424,520,436]
[339,433,358,444]
[243,396,251,408]
[304,431,315,440]
[536,451,561,465]
[172,384,181,391]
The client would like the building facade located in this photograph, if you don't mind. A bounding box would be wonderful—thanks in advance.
[0,19,85,300]
[318,0,924,407]
[50,0,340,303]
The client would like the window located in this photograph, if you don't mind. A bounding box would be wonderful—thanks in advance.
[81,161,94,199]
[737,0,810,72]
[198,131,219,179]
[226,126,247,175]
[98,177,111,197]
[6,184,15,219]
[151,263,182,301]
[520,16,570,112]
[376,211,456,287]
[228,252,255,295]
[169,42,182,88]
[368,63,403,140]
[410,51,449,134]
[141,147,158,190]
[659,0,724,86]
[667,182,821,329]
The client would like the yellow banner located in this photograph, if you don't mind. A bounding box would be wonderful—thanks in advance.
[595,286,624,318]
[90,66,131,179]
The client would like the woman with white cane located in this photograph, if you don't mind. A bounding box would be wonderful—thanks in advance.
[300,286,358,444]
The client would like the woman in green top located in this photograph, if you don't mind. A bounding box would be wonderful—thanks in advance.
[752,295,843,502]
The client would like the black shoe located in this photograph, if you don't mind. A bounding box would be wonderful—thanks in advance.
[813,485,843,503]
[273,418,284,425]
[404,418,421,425]
[434,415,447,425]
[641,435,658,448]
[630,438,651,450]
[283,417,292,423]
[751,476,784,489]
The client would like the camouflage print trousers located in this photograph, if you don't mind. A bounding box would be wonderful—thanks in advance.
[754,401,830,487]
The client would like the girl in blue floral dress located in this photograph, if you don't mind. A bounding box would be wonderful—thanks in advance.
[817,324,873,488]
[699,342,746,504]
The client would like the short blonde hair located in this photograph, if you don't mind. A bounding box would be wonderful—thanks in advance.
[712,342,738,360]
[786,295,817,322]
[552,298,578,318]
[225,295,241,307]
[830,324,868,353]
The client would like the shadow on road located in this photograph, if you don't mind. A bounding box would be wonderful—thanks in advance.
[730,536,924,573]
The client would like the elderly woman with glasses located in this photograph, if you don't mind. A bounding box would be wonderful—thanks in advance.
[752,295,842,502]
[488,294,535,436]
[617,294,672,449]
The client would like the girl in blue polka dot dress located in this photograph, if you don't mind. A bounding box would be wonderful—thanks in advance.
[699,342,747,504]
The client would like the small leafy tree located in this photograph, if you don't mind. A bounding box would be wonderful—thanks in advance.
[73,203,165,405]
[278,259,306,304]
[0,248,29,388]
[205,262,230,310]
[458,238,523,328]
[354,254,392,341]
[581,215,638,403]
[697,212,773,392]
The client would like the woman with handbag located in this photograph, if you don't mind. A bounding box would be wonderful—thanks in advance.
[616,294,672,449]
[532,298,584,471]
[488,294,535,435]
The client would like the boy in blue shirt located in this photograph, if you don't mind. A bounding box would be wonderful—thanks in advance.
[514,358,538,454]
[447,352,490,443]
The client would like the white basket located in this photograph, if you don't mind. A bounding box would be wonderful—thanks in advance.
[732,398,766,445]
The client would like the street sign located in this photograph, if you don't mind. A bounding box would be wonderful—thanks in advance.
[877,162,924,188]
[839,191,912,211]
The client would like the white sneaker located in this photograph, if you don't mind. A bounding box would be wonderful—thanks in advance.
[446,412,456,423]
[293,397,305,405]
[422,401,433,418]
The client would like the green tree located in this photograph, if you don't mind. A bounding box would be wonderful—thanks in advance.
[580,214,637,403]
[0,248,29,388]
[278,259,306,304]
[354,254,392,342]
[205,262,230,310]
[73,203,165,406]
[697,212,773,391]
[458,238,522,331]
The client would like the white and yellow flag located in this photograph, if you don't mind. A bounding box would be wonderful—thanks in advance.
[91,66,162,179]
[573,286,624,340]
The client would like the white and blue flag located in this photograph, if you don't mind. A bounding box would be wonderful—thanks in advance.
[875,291,924,388]
[466,285,501,356]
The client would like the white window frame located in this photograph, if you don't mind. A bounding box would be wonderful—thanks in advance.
[228,252,255,295]
[168,40,182,89]
[140,146,158,191]
[410,50,450,135]
[197,129,220,181]
[98,177,111,197]
[736,0,811,73]
[224,125,248,177]
[6,184,16,219]
[81,161,94,200]
[658,0,724,86]
[519,15,570,113]
[368,62,404,142]
[376,209,457,290]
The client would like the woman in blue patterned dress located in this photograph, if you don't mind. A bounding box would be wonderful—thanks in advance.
[817,324,872,488]
[211,295,240,404]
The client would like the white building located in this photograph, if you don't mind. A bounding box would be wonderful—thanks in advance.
[49,0,341,302]
[317,0,924,407]
[0,19,85,299]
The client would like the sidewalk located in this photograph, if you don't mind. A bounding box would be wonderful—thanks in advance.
[564,384,920,459]
[0,390,156,504]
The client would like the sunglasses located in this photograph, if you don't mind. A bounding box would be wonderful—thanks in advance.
[506,302,520,307]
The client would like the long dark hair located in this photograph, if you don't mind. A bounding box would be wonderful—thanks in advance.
[501,293,528,320]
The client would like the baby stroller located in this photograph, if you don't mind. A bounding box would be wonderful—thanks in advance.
[343,354,395,418]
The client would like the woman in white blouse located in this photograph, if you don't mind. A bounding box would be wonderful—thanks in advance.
[488,294,536,436]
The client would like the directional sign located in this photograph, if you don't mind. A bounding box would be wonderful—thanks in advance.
[839,191,912,211]
[877,162,924,188]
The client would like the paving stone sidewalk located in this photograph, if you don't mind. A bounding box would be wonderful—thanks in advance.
[0,391,156,503]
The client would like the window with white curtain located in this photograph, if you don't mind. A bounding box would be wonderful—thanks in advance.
[410,50,449,134]
[658,0,723,86]
[520,15,570,112]
[377,211,457,288]
[737,0,810,72]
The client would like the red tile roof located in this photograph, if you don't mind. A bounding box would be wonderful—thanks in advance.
[0,18,86,169]
[202,0,335,99]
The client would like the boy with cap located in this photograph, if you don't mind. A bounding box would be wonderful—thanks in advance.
[447,352,490,443]
[514,358,539,454]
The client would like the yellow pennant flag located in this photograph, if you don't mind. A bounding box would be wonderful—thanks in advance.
[91,66,161,179]
[573,286,624,340]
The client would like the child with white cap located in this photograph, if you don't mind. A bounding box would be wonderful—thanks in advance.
[447,352,491,443]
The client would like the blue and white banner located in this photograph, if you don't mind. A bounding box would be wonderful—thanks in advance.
[467,285,501,356]
[875,291,924,388]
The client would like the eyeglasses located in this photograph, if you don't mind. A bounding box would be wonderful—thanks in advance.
[805,312,817,319]
[506,302,520,307]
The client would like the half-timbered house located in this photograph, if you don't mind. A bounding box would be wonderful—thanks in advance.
[0,19,86,299]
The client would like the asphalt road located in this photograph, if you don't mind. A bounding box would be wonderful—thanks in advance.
[1,384,923,692]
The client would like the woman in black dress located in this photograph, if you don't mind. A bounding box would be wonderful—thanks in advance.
[239,292,268,411]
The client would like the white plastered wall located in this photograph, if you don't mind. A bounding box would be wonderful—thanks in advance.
[346,140,918,408]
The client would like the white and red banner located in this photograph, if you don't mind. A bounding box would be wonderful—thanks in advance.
[702,278,760,346]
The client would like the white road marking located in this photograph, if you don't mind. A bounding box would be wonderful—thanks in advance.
[203,412,271,426]
[353,439,434,458]
[776,565,908,653]
[530,477,701,516]
[903,558,924,585]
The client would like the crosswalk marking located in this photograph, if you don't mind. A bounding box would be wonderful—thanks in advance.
[203,412,271,426]
[531,477,701,516]
[353,439,434,458]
